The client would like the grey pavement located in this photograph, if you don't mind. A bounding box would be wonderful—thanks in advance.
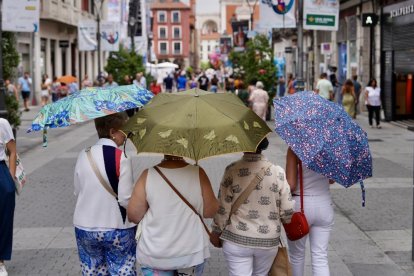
[4,104,414,275]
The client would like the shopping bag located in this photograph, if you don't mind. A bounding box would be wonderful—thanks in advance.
[269,245,292,276]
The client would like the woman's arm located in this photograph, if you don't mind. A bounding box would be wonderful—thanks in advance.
[6,140,17,178]
[127,169,149,223]
[199,167,219,218]
[118,156,134,208]
[286,147,298,192]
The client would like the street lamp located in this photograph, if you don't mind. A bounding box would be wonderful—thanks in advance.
[129,16,137,53]
[0,0,8,118]
[94,0,104,81]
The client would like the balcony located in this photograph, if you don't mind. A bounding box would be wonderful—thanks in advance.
[41,0,94,26]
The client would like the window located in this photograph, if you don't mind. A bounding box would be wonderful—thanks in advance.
[159,42,168,55]
[173,27,181,39]
[207,45,210,52]
[172,11,180,23]
[159,27,167,39]
[158,11,166,23]
[173,42,181,55]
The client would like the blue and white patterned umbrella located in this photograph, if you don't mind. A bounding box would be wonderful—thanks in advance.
[274,91,372,204]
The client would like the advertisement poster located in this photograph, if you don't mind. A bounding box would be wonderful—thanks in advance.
[220,37,232,55]
[100,21,120,52]
[78,20,97,51]
[304,0,339,31]
[231,20,249,52]
[107,0,121,22]
[259,0,296,28]
[2,0,40,32]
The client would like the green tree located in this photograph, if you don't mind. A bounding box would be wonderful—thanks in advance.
[2,32,21,128]
[229,34,277,94]
[105,46,146,85]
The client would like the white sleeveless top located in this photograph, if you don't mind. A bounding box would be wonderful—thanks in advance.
[294,166,330,196]
[137,165,210,269]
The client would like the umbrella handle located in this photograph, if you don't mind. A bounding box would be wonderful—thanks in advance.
[360,181,366,207]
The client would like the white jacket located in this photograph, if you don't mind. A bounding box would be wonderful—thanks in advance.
[73,138,136,229]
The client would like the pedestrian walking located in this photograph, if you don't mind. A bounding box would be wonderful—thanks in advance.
[81,74,93,89]
[315,73,334,101]
[123,75,132,85]
[278,76,286,97]
[50,77,61,102]
[287,73,296,95]
[149,80,161,95]
[286,147,335,276]
[128,155,218,275]
[198,71,210,91]
[41,74,52,106]
[103,74,118,89]
[188,74,198,89]
[0,118,17,276]
[18,72,32,111]
[210,74,219,93]
[341,79,357,118]
[5,80,18,101]
[177,71,187,92]
[365,78,382,129]
[163,73,174,93]
[248,81,269,121]
[210,138,294,276]
[133,72,147,89]
[73,113,137,276]
[247,79,257,95]
[353,75,362,116]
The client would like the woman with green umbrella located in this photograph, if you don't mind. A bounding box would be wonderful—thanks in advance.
[127,155,218,275]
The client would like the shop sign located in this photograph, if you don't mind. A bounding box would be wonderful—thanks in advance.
[306,14,336,27]
[320,43,332,55]
[362,13,379,27]
[59,40,70,48]
[285,47,293,53]
[304,0,339,31]
[2,0,40,32]
[390,4,414,18]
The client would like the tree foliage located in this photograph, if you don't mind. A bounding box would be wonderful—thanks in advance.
[1,32,20,80]
[105,46,146,85]
[229,34,276,93]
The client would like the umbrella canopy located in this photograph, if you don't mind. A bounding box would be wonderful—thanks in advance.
[57,75,77,83]
[28,84,153,132]
[156,62,179,69]
[274,91,372,187]
[122,89,272,161]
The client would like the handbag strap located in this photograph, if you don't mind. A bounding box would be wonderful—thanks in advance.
[298,160,304,214]
[154,166,211,237]
[229,164,271,218]
[86,147,118,199]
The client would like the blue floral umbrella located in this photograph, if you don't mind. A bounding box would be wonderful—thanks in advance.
[28,84,153,132]
[274,91,372,206]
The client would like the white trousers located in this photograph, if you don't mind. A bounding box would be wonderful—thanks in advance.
[287,195,334,276]
[222,240,278,276]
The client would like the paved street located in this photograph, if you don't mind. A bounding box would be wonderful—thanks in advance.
[4,105,414,275]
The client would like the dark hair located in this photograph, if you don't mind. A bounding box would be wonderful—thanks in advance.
[256,138,269,154]
[352,75,358,81]
[344,79,354,87]
[94,112,128,138]
[320,73,328,79]
[368,78,377,87]
[53,76,58,81]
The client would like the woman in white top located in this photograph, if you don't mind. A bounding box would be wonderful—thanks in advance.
[0,119,16,276]
[41,74,51,106]
[127,155,219,275]
[73,112,136,276]
[286,148,335,276]
[365,78,382,129]
[248,81,269,121]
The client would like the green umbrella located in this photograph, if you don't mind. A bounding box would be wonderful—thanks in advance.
[122,89,272,161]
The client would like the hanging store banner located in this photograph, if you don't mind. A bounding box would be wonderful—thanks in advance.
[78,20,97,51]
[304,0,339,31]
[2,0,40,32]
[107,0,122,22]
[259,0,296,29]
[100,21,120,52]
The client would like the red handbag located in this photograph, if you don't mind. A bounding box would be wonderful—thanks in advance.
[283,161,309,241]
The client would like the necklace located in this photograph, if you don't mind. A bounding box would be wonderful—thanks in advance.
[163,156,184,161]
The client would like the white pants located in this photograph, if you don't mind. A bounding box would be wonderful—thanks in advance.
[222,240,278,276]
[287,195,334,276]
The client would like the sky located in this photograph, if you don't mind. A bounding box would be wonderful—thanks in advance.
[196,0,220,14]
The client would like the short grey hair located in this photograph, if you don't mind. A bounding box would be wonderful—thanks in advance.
[256,81,264,89]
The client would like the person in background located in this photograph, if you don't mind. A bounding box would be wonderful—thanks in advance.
[103,74,118,89]
[198,71,209,91]
[73,113,137,275]
[188,74,198,89]
[18,72,32,112]
[341,79,357,118]
[210,138,294,276]
[286,148,335,276]
[365,78,382,129]
[287,73,296,95]
[177,71,187,92]
[210,74,219,93]
[149,79,161,95]
[315,73,334,101]
[247,79,257,96]
[50,77,61,102]
[133,72,147,89]
[278,76,286,98]
[81,74,93,89]
[352,75,362,116]
[59,83,69,99]
[5,80,18,101]
[128,155,218,275]
[248,81,269,121]
[163,73,174,93]
[40,74,52,106]
[123,75,132,85]
[0,118,17,276]
[68,80,79,95]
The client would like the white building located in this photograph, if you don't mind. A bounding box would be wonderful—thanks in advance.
[196,13,220,64]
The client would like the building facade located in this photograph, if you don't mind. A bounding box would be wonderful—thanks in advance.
[151,0,193,68]
[196,12,220,64]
